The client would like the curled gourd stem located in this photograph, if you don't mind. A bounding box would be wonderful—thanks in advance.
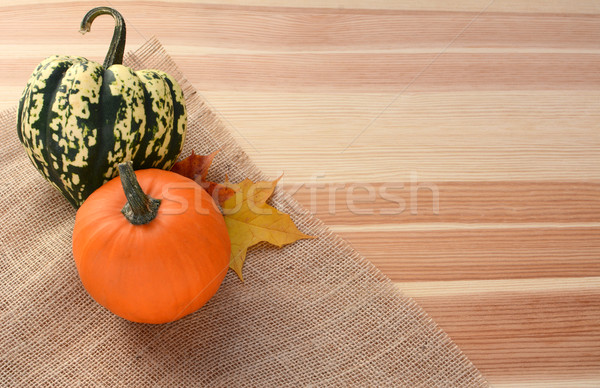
[80,7,126,68]
[118,162,161,225]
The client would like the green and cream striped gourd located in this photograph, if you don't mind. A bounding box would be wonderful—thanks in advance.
[17,7,187,207]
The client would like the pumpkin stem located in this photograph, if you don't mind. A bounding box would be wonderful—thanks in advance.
[118,162,161,225]
[79,7,126,68]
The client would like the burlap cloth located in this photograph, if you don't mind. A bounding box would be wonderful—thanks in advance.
[0,38,488,387]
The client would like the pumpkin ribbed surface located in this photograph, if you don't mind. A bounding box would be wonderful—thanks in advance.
[72,169,229,324]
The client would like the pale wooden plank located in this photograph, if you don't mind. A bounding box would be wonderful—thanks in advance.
[7,54,599,93]
[407,285,600,382]
[337,228,600,281]
[161,53,600,92]
[331,223,600,232]
[395,277,600,297]
[492,379,600,387]
[2,7,599,53]
[198,91,600,182]
[285,181,600,225]
[3,0,599,14]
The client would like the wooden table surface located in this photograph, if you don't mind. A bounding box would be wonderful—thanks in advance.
[2,1,599,386]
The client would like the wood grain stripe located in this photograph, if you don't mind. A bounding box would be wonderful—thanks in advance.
[197,90,599,182]
[4,0,600,14]
[169,53,600,92]
[285,181,600,225]
[408,285,600,381]
[337,228,600,281]
[395,277,600,297]
[5,54,599,92]
[2,12,599,55]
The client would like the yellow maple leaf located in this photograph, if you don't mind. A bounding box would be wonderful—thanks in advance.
[221,177,313,280]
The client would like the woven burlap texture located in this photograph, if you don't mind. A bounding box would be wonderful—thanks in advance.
[0,38,488,387]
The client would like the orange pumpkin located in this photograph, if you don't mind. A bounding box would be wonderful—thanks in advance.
[72,162,230,324]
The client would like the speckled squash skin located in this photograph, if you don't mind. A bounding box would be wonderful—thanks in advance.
[16,7,187,207]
